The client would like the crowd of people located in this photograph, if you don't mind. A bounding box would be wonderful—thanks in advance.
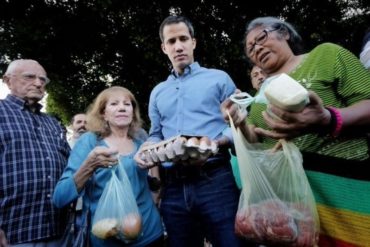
[1,14,369,247]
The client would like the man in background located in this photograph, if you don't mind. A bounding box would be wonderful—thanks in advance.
[250,64,266,91]
[68,113,87,148]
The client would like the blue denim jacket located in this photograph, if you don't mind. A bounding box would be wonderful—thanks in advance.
[53,132,163,247]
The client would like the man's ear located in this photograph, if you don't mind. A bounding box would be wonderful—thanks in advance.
[161,43,167,55]
[3,75,9,84]
[2,75,11,89]
[192,38,196,49]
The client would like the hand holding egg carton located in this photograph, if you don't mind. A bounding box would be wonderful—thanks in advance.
[140,135,219,165]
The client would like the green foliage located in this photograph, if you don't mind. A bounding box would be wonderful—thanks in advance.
[0,0,369,127]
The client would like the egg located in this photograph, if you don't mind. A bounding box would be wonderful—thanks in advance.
[186,137,200,147]
[210,141,218,154]
[199,136,211,152]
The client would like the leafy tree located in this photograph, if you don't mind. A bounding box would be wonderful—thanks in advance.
[0,0,369,127]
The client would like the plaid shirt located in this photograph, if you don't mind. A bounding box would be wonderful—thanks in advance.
[0,95,70,244]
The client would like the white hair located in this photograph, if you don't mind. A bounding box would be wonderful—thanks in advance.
[4,59,41,75]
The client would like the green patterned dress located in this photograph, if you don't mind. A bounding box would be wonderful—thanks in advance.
[247,43,370,247]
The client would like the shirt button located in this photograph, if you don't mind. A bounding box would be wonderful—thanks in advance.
[47,194,51,198]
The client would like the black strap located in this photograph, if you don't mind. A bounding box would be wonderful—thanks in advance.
[302,152,370,181]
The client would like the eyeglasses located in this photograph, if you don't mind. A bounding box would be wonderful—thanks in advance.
[11,73,50,85]
[246,28,279,57]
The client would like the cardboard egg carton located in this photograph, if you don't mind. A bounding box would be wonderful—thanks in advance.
[140,135,218,163]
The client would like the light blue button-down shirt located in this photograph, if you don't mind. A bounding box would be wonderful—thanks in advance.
[148,62,236,143]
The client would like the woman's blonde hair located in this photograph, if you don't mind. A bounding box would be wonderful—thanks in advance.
[86,86,143,138]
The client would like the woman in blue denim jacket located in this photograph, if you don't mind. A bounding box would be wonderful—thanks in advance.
[53,86,163,247]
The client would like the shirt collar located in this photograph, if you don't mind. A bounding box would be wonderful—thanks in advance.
[6,94,42,113]
[171,62,200,78]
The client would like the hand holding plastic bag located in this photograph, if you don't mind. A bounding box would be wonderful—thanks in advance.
[92,159,142,243]
[229,114,319,247]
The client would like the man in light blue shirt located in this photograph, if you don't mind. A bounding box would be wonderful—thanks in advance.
[148,62,235,142]
[135,15,253,247]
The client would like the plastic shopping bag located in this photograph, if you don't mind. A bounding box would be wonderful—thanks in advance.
[229,116,319,247]
[92,161,142,243]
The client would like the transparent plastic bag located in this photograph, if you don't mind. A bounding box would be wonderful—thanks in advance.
[92,160,142,243]
[229,117,319,247]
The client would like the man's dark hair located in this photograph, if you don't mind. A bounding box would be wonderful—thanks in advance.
[70,113,85,125]
[159,15,195,42]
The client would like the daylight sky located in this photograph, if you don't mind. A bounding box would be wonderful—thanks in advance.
[0,80,9,99]
[0,80,47,111]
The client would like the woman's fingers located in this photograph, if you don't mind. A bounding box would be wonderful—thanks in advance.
[89,147,119,168]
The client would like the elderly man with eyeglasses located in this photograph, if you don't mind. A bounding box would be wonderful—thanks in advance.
[0,59,70,247]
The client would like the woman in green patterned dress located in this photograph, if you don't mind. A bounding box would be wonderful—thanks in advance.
[223,16,370,247]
